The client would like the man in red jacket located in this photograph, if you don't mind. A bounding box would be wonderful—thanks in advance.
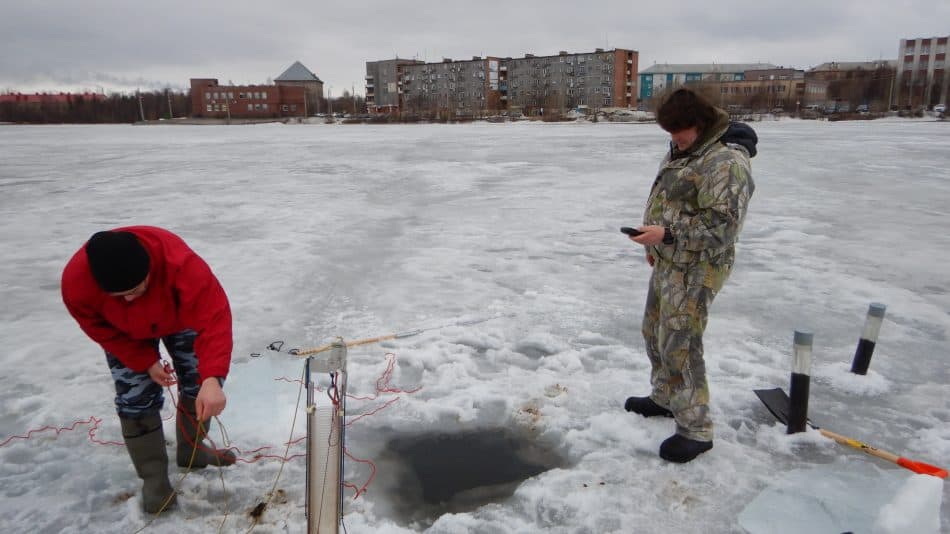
[62,226,236,514]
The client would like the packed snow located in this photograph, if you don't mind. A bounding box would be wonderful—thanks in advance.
[0,118,947,533]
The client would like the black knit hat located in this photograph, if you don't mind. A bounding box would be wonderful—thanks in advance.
[85,231,151,292]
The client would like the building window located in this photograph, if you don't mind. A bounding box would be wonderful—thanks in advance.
[255,103,262,110]
[227,92,234,99]
[206,104,212,111]
[282,105,289,111]
[262,103,268,110]
[290,105,296,111]
[262,92,267,99]
[239,93,245,99]
[248,104,253,111]
[205,93,211,100]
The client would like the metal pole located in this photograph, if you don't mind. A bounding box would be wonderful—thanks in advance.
[137,91,145,122]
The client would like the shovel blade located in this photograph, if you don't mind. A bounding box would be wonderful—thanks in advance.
[754,387,792,425]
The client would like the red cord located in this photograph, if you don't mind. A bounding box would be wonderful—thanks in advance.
[1,351,420,496]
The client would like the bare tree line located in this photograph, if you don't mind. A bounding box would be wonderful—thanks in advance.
[0,90,193,123]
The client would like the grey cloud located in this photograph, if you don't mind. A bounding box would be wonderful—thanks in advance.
[1,0,948,94]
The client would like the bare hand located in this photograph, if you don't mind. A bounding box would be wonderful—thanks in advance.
[147,360,177,388]
[631,225,666,246]
[196,377,226,420]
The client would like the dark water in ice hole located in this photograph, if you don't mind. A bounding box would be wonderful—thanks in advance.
[376,428,567,527]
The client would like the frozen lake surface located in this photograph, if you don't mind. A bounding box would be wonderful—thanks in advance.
[0,119,947,533]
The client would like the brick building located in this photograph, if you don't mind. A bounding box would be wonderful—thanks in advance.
[893,36,949,110]
[804,61,896,112]
[714,68,805,112]
[274,61,324,115]
[190,64,314,120]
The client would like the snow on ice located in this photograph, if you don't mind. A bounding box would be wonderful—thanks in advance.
[0,118,947,533]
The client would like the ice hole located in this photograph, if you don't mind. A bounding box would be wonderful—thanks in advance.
[376,428,566,527]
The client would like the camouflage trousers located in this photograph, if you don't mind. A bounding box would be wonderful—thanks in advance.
[641,259,730,441]
[105,329,202,419]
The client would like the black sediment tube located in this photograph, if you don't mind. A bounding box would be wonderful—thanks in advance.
[851,302,886,375]
[787,372,811,434]
[787,330,813,435]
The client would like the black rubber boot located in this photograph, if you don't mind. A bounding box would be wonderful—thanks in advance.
[176,396,236,468]
[120,415,177,514]
[659,434,713,463]
[624,396,674,418]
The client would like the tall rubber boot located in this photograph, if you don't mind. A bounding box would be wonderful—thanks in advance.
[120,415,177,514]
[176,395,236,468]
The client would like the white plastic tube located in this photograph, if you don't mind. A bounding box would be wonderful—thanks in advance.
[307,389,341,534]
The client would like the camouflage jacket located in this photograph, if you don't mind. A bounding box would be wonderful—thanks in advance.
[643,111,755,266]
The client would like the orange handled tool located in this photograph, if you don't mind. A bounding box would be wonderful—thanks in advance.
[755,388,947,479]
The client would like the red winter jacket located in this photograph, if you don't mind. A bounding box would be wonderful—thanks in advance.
[62,226,232,382]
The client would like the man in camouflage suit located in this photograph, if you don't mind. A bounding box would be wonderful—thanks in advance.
[626,88,756,463]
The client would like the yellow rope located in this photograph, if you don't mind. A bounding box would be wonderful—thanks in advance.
[130,399,230,533]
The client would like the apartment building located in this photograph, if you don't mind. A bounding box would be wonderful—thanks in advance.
[638,63,777,101]
[398,56,502,116]
[893,36,949,110]
[505,48,638,114]
[366,58,425,113]
[366,48,638,117]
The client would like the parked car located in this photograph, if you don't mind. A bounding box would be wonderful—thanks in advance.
[856,104,869,113]
[935,104,947,114]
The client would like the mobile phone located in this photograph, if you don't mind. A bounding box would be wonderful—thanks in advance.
[620,226,643,237]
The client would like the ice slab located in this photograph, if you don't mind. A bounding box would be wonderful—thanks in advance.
[738,459,943,534]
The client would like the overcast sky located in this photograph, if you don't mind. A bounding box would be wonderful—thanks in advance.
[2,1,948,95]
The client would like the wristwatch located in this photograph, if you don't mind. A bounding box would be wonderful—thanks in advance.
[663,226,675,245]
